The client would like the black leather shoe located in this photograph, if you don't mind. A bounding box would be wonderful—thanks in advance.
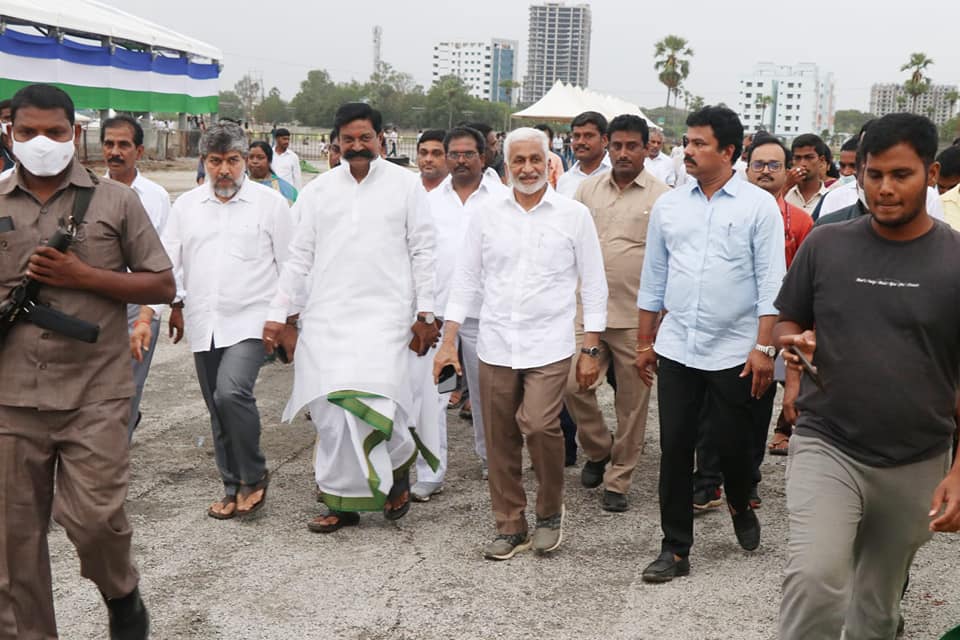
[105,586,149,640]
[731,506,761,551]
[642,551,690,583]
[601,489,628,512]
[580,456,609,488]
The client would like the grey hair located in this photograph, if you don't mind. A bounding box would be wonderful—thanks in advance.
[200,121,248,158]
[503,127,549,163]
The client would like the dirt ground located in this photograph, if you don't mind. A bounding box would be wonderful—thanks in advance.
[47,168,960,640]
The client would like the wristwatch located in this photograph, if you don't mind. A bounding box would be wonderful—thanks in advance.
[581,346,601,358]
[755,344,776,358]
[418,312,436,324]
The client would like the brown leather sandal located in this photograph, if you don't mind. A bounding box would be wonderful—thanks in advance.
[237,473,269,517]
[307,510,360,533]
[207,495,238,520]
[768,433,791,456]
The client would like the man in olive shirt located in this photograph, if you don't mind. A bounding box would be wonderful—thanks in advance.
[0,85,174,640]
[566,114,670,512]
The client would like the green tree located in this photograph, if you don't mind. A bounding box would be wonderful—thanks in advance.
[834,109,875,134]
[254,87,289,124]
[234,75,261,122]
[290,69,360,127]
[217,90,243,120]
[900,52,933,113]
[653,35,693,110]
[498,79,522,106]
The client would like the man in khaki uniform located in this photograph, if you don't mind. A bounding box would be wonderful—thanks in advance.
[567,114,670,512]
[0,84,174,640]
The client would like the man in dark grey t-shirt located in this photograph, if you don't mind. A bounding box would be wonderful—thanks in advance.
[773,113,960,640]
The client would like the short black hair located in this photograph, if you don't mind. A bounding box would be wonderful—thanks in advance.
[417,129,446,150]
[606,114,650,145]
[335,103,383,134]
[465,122,493,139]
[0,99,10,113]
[101,114,144,146]
[249,140,273,164]
[10,83,75,125]
[686,105,744,164]
[840,137,858,152]
[330,128,339,143]
[790,133,827,158]
[534,124,554,140]
[860,113,938,168]
[823,145,839,179]
[745,132,792,166]
[274,127,290,138]
[443,126,485,154]
[570,111,608,135]
[936,145,960,178]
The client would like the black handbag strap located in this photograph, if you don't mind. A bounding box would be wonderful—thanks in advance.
[66,169,99,234]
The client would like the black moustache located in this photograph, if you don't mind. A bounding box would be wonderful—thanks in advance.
[684,156,697,166]
[108,157,123,163]
[343,149,375,160]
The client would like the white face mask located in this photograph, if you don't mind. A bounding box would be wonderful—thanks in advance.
[856,182,869,210]
[837,173,857,187]
[13,134,75,177]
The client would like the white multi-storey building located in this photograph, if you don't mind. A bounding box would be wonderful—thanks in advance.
[736,63,835,138]
[870,83,958,126]
[431,39,519,104]
[523,3,591,104]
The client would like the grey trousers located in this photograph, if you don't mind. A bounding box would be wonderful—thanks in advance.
[459,318,487,464]
[779,434,952,640]
[193,338,267,496]
[127,305,161,439]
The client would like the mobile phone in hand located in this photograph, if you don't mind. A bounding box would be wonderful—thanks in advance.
[276,345,290,364]
[437,364,457,394]
[788,345,823,391]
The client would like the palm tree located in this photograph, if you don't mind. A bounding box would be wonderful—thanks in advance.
[498,79,521,106]
[653,35,693,111]
[756,95,773,130]
[900,52,934,113]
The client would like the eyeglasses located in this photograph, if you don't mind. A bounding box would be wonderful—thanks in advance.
[749,160,784,172]
[447,151,479,160]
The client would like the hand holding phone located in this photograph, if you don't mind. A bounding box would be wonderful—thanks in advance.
[437,364,457,394]
[788,345,824,391]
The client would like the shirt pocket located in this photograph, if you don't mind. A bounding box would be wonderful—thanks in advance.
[229,223,261,261]
[712,221,751,261]
[534,230,573,276]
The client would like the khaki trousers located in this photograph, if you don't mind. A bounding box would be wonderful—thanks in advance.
[0,399,139,640]
[564,328,650,494]
[479,357,571,535]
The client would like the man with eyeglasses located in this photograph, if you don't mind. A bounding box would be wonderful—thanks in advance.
[411,126,508,501]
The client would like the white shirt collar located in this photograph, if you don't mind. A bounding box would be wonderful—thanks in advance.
[570,153,612,177]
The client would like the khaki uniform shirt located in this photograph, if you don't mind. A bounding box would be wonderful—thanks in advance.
[0,162,172,410]
[574,168,670,329]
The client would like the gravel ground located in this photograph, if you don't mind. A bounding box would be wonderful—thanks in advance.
[46,169,960,639]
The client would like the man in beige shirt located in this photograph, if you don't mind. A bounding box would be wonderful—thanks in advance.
[783,133,829,214]
[567,114,670,512]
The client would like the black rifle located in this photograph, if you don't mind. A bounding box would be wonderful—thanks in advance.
[0,186,100,345]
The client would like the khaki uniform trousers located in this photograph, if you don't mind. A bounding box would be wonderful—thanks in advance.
[0,399,139,640]
[564,328,651,494]
[479,357,571,535]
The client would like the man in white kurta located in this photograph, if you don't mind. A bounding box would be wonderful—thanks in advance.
[265,103,438,532]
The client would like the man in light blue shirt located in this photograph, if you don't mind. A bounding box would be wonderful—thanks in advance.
[635,106,786,583]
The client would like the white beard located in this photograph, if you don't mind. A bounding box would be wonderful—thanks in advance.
[512,174,548,194]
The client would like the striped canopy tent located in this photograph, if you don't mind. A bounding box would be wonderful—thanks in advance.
[0,0,221,114]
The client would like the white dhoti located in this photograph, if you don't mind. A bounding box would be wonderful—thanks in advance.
[408,348,448,484]
[310,392,424,512]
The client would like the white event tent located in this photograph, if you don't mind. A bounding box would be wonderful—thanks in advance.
[512,81,659,129]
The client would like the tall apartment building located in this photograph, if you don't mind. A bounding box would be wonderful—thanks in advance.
[736,62,836,138]
[870,83,958,126]
[431,39,519,104]
[523,3,591,104]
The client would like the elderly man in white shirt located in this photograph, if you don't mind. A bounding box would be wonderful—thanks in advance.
[644,128,677,186]
[411,126,508,502]
[264,103,439,535]
[556,111,611,197]
[272,127,302,190]
[163,122,293,520]
[99,115,172,440]
[434,127,608,561]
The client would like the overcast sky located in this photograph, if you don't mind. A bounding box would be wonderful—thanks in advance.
[120,0,960,113]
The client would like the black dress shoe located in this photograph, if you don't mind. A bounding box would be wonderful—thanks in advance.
[601,489,628,512]
[580,456,609,488]
[731,506,761,551]
[105,586,149,640]
[642,551,690,583]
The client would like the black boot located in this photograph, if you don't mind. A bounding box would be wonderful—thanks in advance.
[104,586,149,640]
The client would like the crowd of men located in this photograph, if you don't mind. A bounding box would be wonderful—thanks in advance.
[2,82,960,639]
